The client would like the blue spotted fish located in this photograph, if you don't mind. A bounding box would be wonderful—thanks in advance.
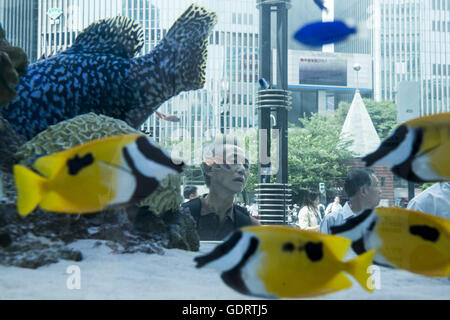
[1,4,217,139]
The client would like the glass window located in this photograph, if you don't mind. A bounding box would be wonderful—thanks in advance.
[2,0,449,302]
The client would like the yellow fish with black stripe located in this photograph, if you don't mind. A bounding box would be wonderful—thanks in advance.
[13,134,184,215]
[330,207,450,277]
[194,225,376,298]
[362,112,450,182]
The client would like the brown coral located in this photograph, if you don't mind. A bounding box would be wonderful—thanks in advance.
[0,24,28,105]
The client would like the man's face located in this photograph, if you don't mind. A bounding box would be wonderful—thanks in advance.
[362,174,381,209]
[189,192,197,200]
[207,144,249,194]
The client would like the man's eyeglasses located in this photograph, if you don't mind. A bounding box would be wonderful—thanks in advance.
[204,155,249,171]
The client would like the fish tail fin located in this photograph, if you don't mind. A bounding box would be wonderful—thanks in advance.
[344,249,376,292]
[159,4,217,90]
[13,165,47,216]
[129,4,217,127]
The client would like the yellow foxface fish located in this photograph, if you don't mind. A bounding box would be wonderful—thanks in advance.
[362,112,450,182]
[330,207,450,277]
[13,134,183,215]
[194,225,375,298]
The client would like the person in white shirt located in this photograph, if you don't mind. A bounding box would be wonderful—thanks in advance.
[320,168,381,234]
[407,182,450,219]
[324,196,343,216]
[297,191,322,231]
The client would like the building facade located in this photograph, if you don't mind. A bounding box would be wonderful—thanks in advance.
[272,49,373,123]
[334,0,373,55]
[335,0,450,116]
[376,0,450,115]
[0,0,39,61]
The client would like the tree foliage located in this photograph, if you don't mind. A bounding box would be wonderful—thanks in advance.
[245,113,355,202]
[287,114,355,199]
[335,98,398,140]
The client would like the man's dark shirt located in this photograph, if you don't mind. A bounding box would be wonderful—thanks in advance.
[197,212,235,240]
[181,195,254,241]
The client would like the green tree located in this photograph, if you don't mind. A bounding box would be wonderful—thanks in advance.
[287,114,355,199]
[335,99,398,140]
[245,114,355,201]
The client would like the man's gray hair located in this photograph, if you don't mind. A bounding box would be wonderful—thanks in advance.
[200,135,245,187]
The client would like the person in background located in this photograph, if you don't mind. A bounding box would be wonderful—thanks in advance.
[320,168,381,234]
[181,135,258,240]
[183,186,198,203]
[292,203,300,217]
[407,182,450,219]
[297,190,322,231]
[325,196,343,217]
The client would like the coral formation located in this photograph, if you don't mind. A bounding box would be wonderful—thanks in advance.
[0,24,28,106]
[14,112,141,162]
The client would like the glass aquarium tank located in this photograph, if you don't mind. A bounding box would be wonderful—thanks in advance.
[0,0,448,303]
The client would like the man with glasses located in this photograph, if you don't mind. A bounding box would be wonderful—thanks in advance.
[181,135,258,240]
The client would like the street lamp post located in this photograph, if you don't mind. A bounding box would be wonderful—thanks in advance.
[256,0,292,225]
[353,63,361,92]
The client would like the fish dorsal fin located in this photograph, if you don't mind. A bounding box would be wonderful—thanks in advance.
[69,16,144,58]
[406,112,450,128]
[377,207,450,234]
